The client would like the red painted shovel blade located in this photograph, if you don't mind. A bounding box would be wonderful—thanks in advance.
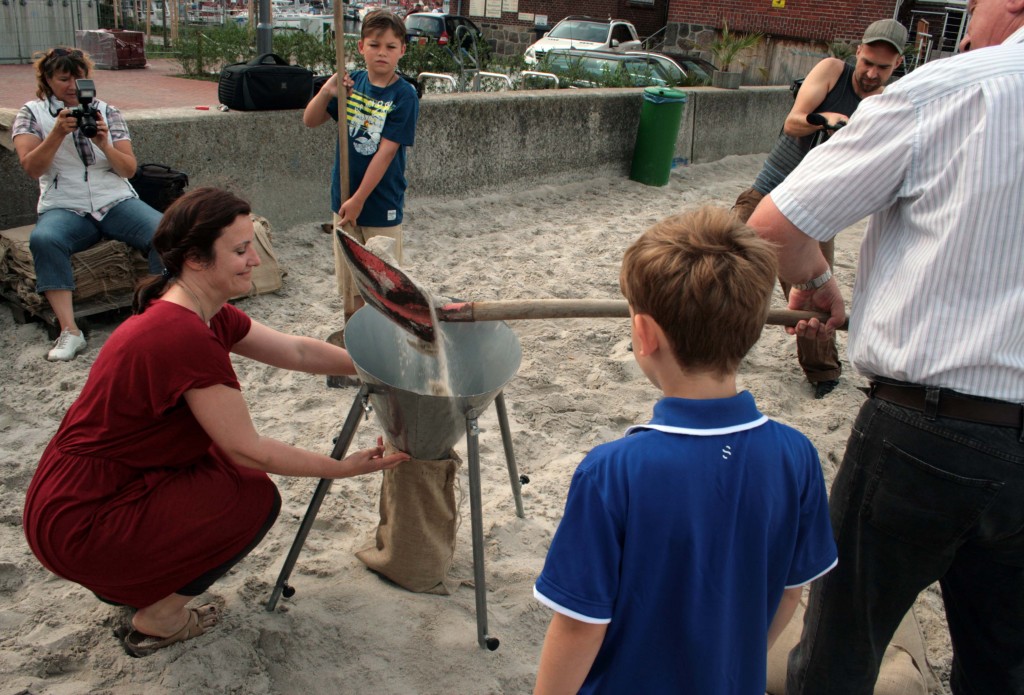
[336,230,437,343]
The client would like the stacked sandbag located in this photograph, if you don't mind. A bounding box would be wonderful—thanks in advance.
[0,226,142,312]
[1,214,284,314]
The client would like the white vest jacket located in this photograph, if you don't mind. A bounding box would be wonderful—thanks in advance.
[24,98,137,215]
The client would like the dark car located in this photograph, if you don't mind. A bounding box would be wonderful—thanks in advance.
[541,48,681,88]
[404,12,484,50]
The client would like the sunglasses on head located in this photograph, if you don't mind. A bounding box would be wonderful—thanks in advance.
[48,47,83,60]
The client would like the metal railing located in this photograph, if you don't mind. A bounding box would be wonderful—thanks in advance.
[518,70,559,89]
[473,71,513,90]
[417,72,457,92]
[640,25,666,51]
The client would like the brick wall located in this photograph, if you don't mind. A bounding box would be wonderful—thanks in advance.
[667,0,898,44]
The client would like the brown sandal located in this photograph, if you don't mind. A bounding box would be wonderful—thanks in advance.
[123,604,217,657]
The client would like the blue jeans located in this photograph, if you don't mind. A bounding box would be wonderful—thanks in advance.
[29,197,163,292]
[787,395,1024,694]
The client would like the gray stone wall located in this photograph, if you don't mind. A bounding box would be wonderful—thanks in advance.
[1,86,791,230]
[477,21,538,58]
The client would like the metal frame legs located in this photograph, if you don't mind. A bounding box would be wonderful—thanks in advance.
[266,384,372,611]
[266,388,526,651]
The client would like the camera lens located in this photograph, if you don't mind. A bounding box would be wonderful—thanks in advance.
[79,115,98,138]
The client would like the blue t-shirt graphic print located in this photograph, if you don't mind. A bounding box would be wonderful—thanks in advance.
[328,70,418,227]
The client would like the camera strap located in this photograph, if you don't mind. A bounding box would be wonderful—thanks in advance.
[46,95,65,118]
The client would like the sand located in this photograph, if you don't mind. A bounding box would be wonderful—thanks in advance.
[0,154,952,694]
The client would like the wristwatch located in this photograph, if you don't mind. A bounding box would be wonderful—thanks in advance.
[793,267,832,291]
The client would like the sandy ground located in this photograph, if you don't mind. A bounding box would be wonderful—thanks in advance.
[0,154,952,694]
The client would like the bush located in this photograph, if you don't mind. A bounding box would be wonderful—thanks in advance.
[173,24,360,77]
[174,24,254,75]
[275,30,359,75]
[170,25,534,91]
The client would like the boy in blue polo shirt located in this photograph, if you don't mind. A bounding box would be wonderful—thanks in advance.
[533,207,837,694]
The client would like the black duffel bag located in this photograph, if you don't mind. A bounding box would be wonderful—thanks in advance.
[219,53,314,111]
[129,163,189,212]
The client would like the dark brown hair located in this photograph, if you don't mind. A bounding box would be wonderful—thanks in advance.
[361,9,406,41]
[32,47,93,100]
[619,206,778,376]
[133,187,252,313]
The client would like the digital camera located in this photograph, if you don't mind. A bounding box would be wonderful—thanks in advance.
[67,79,99,138]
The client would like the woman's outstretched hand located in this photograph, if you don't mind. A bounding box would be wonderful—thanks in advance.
[342,436,409,476]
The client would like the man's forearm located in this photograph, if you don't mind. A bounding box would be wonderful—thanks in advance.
[747,194,829,285]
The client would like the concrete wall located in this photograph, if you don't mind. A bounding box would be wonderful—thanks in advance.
[1,86,790,230]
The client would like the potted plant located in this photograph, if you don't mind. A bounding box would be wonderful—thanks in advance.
[708,21,763,89]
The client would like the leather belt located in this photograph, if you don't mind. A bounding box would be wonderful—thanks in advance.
[865,381,1024,429]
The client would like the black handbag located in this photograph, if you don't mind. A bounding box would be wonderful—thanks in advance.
[129,163,189,212]
[218,53,314,111]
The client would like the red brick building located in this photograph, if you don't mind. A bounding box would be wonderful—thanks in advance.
[667,0,900,46]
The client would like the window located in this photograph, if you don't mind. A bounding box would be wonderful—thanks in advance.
[611,24,634,43]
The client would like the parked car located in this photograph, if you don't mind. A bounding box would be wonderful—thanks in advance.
[625,51,718,85]
[404,12,484,50]
[524,16,641,65]
[539,48,680,88]
[344,3,364,21]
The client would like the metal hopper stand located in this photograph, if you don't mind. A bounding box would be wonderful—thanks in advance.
[266,308,526,651]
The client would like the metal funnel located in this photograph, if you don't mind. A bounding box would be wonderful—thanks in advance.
[345,306,522,460]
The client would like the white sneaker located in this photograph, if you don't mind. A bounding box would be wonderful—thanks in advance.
[47,329,87,362]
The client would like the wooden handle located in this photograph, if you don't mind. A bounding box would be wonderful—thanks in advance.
[335,2,349,203]
[438,299,846,330]
[441,299,628,321]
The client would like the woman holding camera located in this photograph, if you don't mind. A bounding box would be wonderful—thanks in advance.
[12,46,163,361]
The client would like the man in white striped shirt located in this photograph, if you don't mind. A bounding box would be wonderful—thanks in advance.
[748,0,1024,691]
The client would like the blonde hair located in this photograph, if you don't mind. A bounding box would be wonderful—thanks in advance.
[33,47,93,100]
[619,206,778,376]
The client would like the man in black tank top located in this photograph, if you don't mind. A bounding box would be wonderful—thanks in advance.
[733,19,906,398]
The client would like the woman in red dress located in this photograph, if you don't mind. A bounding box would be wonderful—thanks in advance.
[23,187,408,656]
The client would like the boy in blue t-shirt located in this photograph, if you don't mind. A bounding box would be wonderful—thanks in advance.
[303,10,419,324]
[533,207,837,694]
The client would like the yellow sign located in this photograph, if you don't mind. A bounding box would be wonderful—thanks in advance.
[772,0,785,7]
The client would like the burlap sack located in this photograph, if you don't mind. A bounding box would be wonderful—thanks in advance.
[356,447,462,595]
[766,594,935,694]
[231,214,284,298]
[0,225,140,310]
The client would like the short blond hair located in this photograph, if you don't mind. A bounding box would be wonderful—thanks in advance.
[619,206,778,376]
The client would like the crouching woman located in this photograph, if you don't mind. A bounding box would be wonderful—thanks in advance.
[22,187,408,656]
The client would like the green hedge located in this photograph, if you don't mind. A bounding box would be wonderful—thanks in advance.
[172,25,506,79]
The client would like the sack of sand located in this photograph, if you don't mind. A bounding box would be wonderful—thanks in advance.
[356,445,461,595]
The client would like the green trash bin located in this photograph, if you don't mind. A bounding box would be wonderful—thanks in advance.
[630,87,688,187]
